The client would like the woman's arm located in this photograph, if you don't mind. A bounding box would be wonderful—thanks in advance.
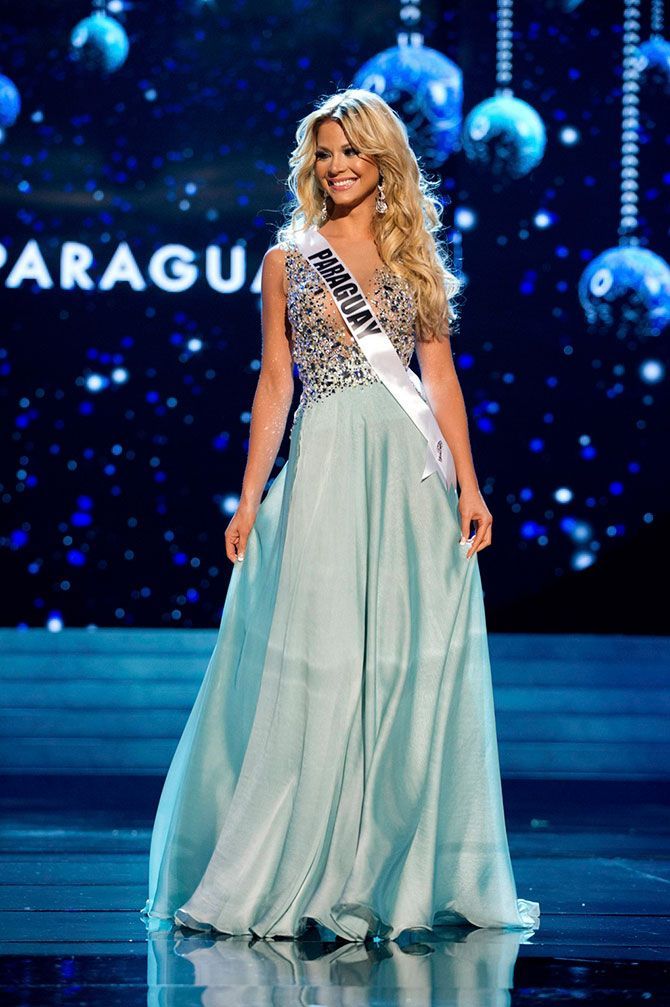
[238,246,295,508]
[414,334,493,557]
[224,246,295,563]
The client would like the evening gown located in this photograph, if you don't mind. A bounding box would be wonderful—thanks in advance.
[139,235,541,942]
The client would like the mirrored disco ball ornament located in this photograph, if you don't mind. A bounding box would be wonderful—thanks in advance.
[352,42,463,168]
[462,94,546,180]
[0,73,20,128]
[634,38,670,97]
[70,12,129,74]
[578,246,670,339]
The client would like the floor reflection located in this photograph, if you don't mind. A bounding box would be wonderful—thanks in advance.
[146,922,537,1006]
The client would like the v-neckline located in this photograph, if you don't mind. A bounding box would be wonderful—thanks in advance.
[317,262,390,306]
[289,232,396,346]
[314,230,390,304]
[312,261,391,346]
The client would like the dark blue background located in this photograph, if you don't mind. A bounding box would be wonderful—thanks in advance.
[1,0,668,631]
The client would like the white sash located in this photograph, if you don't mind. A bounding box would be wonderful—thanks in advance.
[292,225,457,492]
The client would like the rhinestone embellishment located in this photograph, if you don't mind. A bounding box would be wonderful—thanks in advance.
[279,238,417,416]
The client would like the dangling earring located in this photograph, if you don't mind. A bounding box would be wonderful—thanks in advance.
[375,178,388,215]
[320,190,328,222]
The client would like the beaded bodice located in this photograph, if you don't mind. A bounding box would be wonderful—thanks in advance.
[278,238,417,410]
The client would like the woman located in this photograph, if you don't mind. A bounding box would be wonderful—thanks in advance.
[140,88,540,943]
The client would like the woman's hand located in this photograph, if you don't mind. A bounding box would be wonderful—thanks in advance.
[224,501,258,565]
[458,486,493,559]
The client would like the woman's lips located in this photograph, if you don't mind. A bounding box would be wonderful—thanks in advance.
[328,177,358,190]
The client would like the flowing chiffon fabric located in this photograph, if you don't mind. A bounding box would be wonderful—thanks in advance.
[139,380,539,941]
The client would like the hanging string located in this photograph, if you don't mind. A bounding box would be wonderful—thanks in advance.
[650,0,665,37]
[398,0,423,47]
[619,0,642,245]
[496,0,514,96]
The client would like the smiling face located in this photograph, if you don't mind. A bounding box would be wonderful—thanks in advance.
[314,117,381,216]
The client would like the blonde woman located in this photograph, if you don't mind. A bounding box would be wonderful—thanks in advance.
[140,88,540,943]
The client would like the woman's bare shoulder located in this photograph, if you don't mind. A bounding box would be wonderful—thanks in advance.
[262,243,293,295]
[263,244,284,262]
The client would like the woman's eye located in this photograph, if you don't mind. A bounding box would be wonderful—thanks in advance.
[345,147,359,156]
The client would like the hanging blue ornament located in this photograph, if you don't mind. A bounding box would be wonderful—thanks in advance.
[352,38,462,168]
[634,37,670,96]
[462,94,546,180]
[578,246,670,339]
[69,12,129,74]
[579,0,669,339]
[0,73,21,128]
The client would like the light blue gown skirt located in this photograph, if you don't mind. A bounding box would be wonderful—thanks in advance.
[140,381,540,942]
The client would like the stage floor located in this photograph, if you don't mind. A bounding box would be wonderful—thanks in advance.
[0,777,668,1005]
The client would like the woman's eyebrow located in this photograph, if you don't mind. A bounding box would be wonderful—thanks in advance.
[315,142,353,152]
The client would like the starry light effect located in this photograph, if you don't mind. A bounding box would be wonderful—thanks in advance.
[0,2,667,628]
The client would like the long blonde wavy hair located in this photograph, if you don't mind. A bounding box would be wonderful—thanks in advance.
[276,88,462,342]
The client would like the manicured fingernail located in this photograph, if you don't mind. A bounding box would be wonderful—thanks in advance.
[236,554,245,562]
